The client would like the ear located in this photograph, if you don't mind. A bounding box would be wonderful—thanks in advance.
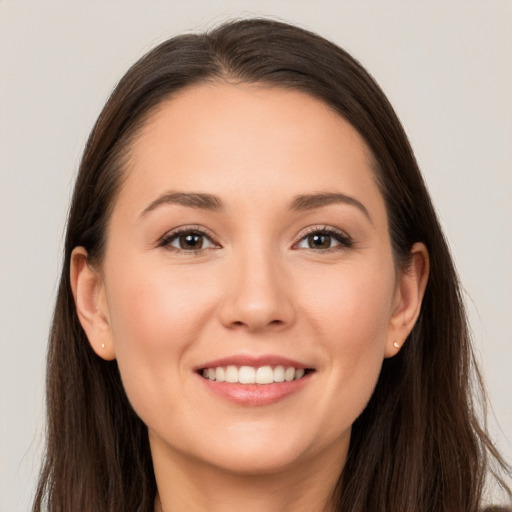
[385,242,429,358]
[70,247,116,360]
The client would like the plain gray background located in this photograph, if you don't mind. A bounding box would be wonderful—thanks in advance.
[1,1,511,510]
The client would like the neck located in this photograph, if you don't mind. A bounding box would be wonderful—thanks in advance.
[151,435,347,512]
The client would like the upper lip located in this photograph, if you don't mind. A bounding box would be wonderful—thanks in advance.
[195,354,312,371]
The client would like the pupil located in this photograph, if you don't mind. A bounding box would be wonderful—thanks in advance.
[180,233,203,249]
[309,234,330,249]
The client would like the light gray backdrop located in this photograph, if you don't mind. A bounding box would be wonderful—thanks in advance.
[1,1,511,511]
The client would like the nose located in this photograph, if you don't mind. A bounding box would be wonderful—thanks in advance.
[218,247,296,332]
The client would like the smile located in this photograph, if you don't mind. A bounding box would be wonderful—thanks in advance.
[196,356,315,405]
[200,365,308,385]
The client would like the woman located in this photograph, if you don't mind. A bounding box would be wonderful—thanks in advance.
[33,18,511,512]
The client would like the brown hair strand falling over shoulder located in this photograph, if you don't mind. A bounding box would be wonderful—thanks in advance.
[34,18,511,512]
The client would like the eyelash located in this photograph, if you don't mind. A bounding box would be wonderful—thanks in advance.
[158,225,353,255]
[294,225,353,253]
[158,226,220,255]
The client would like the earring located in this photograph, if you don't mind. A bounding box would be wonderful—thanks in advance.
[101,343,105,349]
[393,341,400,349]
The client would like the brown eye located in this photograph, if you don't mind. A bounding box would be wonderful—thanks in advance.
[295,228,353,252]
[307,233,332,249]
[179,233,204,249]
[162,229,217,252]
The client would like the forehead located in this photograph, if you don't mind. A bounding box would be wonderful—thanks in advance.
[117,82,386,224]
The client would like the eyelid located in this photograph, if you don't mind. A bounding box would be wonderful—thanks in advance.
[157,224,353,254]
[158,224,221,252]
[292,225,353,251]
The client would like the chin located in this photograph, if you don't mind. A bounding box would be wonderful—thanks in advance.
[199,444,309,477]
[177,420,348,478]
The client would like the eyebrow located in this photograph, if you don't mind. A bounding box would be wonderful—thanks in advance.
[140,192,223,217]
[140,190,371,221]
[290,192,372,221]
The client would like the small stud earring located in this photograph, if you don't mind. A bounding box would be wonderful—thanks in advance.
[393,341,400,349]
[101,343,105,349]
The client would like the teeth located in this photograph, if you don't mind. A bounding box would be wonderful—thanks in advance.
[284,367,295,382]
[294,368,305,380]
[201,365,308,384]
[225,365,238,383]
[255,366,274,384]
[239,366,256,384]
[274,365,285,382]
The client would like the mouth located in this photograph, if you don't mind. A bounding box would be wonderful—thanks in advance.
[195,356,316,405]
[198,365,314,385]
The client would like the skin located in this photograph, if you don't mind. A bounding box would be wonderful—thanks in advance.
[71,83,429,512]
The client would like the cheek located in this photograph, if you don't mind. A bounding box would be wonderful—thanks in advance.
[301,261,395,429]
[305,260,394,346]
[105,245,225,336]
[103,261,217,417]
[108,271,205,349]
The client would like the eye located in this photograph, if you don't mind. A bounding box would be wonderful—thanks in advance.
[160,227,218,253]
[295,227,353,252]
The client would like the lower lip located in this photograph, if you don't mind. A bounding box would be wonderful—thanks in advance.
[197,372,313,406]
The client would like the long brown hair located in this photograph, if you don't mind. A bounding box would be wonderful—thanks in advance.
[33,18,511,512]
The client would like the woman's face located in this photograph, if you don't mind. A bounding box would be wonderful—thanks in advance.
[78,83,420,476]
